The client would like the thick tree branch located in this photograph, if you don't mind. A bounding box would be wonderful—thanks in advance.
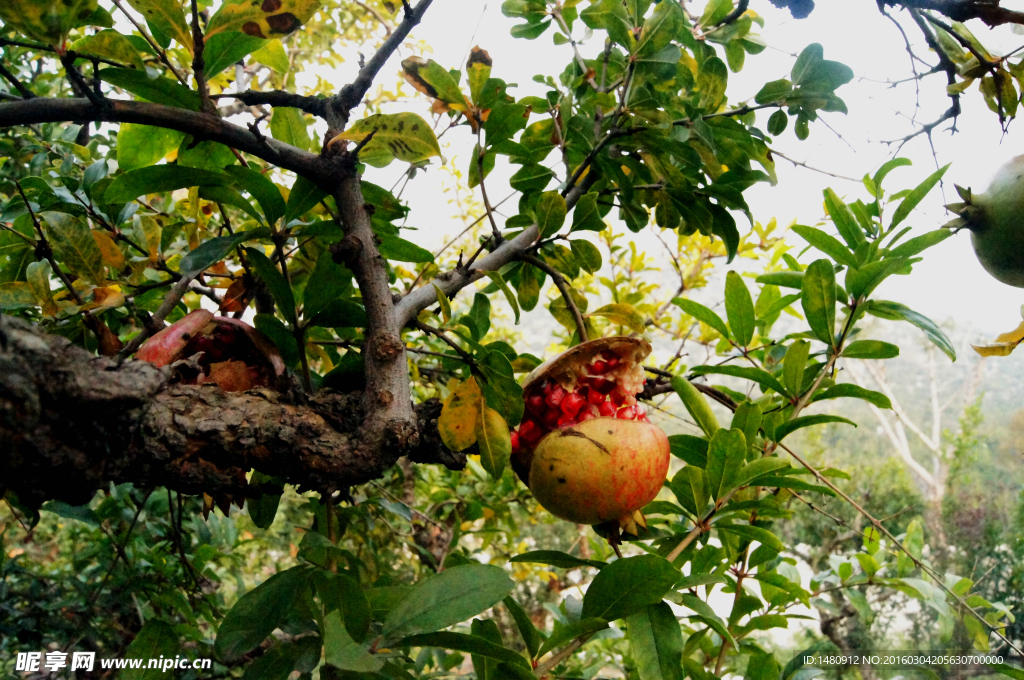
[0,97,321,178]
[325,0,434,129]
[883,0,1024,26]
[329,167,418,458]
[0,316,460,508]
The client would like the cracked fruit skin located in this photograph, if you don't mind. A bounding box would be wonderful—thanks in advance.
[966,156,1024,287]
[529,418,670,525]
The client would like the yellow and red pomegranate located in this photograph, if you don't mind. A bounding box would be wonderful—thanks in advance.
[136,309,284,392]
[511,337,670,532]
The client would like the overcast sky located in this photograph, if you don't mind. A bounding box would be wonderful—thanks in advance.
[304,0,1024,339]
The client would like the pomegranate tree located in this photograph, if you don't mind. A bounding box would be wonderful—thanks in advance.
[136,309,285,392]
[511,337,670,536]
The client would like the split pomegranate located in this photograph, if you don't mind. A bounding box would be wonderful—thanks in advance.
[511,337,670,532]
[135,309,285,392]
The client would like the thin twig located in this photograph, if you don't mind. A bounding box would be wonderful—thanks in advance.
[520,253,589,343]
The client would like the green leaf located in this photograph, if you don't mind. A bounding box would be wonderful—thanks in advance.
[476,406,511,479]
[673,297,730,339]
[725,271,755,346]
[242,638,320,680]
[689,365,789,397]
[313,568,372,642]
[717,524,785,553]
[510,163,554,193]
[401,58,469,109]
[200,185,263,224]
[303,250,348,321]
[510,550,607,570]
[104,165,229,202]
[203,31,267,77]
[626,602,684,680]
[247,471,283,530]
[783,340,810,397]
[378,233,433,263]
[812,383,891,409]
[122,620,180,680]
[705,428,747,500]
[116,124,185,172]
[580,0,633,48]
[581,555,679,622]
[503,596,541,659]
[536,191,567,238]
[989,664,1024,680]
[400,632,530,669]
[244,246,297,323]
[380,564,514,642]
[39,212,106,286]
[271,107,311,152]
[180,228,269,277]
[535,618,610,659]
[590,303,646,334]
[70,29,144,69]
[864,300,956,361]
[485,271,520,324]
[755,79,792,105]
[205,0,321,38]
[889,164,950,230]
[324,609,382,672]
[670,466,709,517]
[283,175,327,224]
[791,225,858,269]
[872,157,913,194]
[772,415,856,442]
[669,434,709,468]
[99,67,200,110]
[842,340,900,359]
[823,189,865,249]
[310,298,367,329]
[225,165,287,227]
[672,376,721,437]
[731,401,762,453]
[635,0,682,58]
[801,259,836,346]
[570,238,602,274]
[572,192,606,232]
[884,229,953,259]
[215,566,310,662]
[334,112,441,168]
[677,594,737,649]
[734,458,791,488]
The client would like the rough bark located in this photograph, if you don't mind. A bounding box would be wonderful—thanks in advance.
[0,316,462,509]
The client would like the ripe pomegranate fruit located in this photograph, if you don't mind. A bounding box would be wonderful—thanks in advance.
[511,337,670,534]
[948,155,1024,287]
[136,309,285,391]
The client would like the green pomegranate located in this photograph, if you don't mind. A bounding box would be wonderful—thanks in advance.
[949,156,1024,287]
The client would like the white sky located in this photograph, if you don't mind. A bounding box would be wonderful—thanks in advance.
[311,0,1024,339]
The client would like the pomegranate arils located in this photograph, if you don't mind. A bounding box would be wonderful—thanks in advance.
[526,394,545,414]
[542,408,561,427]
[589,377,615,394]
[590,360,609,375]
[511,430,521,453]
[587,388,606,406]
[617,406,637,420]
[598,402,618,417]
[546,384,566,408]
[557,413,577,427]
[561,393,585,417]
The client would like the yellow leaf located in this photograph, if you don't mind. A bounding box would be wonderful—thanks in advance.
[92,230,126,270]
[139,216,162,264]
[433,283,452,323]
[126,0,193,52]
[329,112,441,168]
[40,212,106,286]
[438,376,483,452]
[476,406,511,478]
[26,260,58,317]
[81,285,126,312]
[205,0,322,39]
[972,320,1024,357]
